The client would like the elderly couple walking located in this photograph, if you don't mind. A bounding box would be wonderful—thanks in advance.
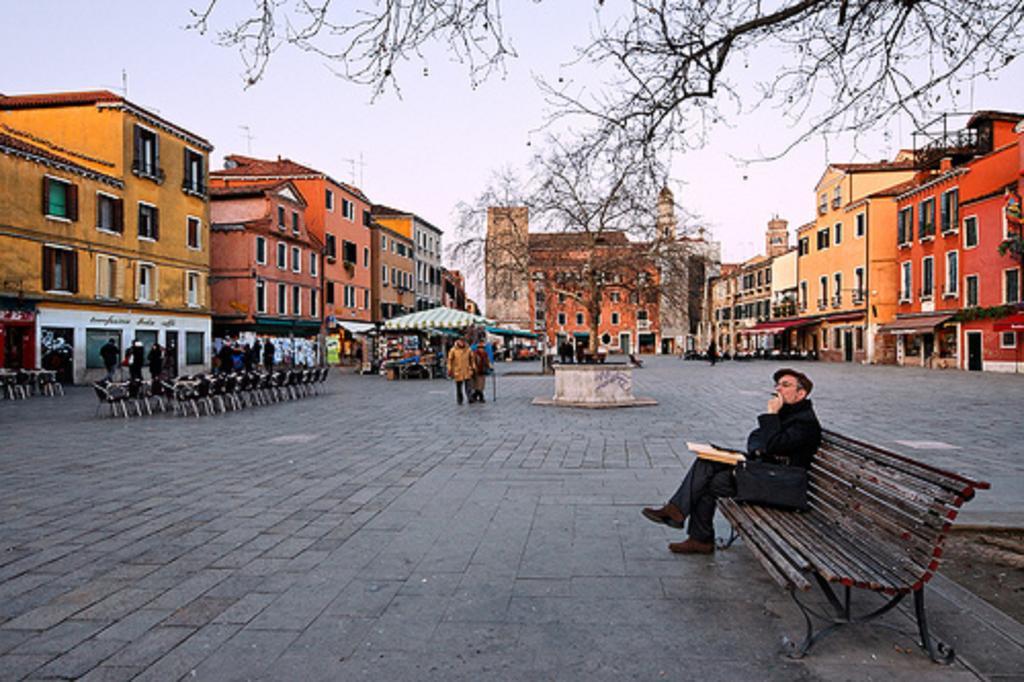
[446,338,490,405]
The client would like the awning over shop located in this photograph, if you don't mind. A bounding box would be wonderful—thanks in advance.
[252,317,323,334]
[337,321,375,334]
[743,318,819,334]
[878,313,954,335]
[486,326,538,339]
[822,311,866,324]
[382,306,492,331]
[573,331,590,339]
[993,312,1024,332]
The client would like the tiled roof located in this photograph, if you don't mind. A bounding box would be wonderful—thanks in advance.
[209,180,286,197]
[0,90,123,109]
[967,110,1024,128]
[868,179,919,198]
[371,203,411,217]
[214,154,370,203]
[0,90,212,150]
[0,131,122,186]
[831,161,916,173]
[529,231,631,249]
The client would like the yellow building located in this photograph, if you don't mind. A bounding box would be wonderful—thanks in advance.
[796,157,915,362]
[0,91,213,382]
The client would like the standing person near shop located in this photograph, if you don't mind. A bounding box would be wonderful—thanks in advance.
[243,344,255,372]
[470,343,490,403]
[100,338,120,382]
[708,340,718,366]
[263,338,276,372]
[217,340,235,374]
[128,341,145,382]
[446,337,476,405]
[147,342,164,380]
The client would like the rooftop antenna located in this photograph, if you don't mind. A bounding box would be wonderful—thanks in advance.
[121,69,128,97]
[342,152,367,187]
[239,125,255,154]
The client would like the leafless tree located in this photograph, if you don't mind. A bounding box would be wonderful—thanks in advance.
[189,1,1024,154]
[450,139,710,353]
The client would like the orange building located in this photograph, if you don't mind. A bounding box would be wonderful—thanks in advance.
[370,222,414,321]
[796,157,916,361]
[0,90,213,382]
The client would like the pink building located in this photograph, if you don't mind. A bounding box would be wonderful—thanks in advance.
[209,180,323,344]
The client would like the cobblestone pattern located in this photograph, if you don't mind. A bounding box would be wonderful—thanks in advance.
[0,359,1020,680]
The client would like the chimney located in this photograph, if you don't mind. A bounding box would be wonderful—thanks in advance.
[939,156,953,172]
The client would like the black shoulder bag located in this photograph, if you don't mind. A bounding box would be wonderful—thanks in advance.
[734,460,809,511]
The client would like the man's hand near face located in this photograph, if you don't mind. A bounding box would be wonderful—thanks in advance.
[767,392,783,414]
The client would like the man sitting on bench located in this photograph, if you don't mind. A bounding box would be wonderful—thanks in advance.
[641,368,821,554]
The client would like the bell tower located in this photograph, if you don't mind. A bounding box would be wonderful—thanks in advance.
[657,186,676,241]
[765,216,789,257]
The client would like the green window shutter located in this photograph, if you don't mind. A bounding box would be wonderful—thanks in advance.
[42,177,50,215]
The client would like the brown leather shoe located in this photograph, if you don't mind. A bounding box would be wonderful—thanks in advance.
[641,503,685,529]
[668,538,714,555]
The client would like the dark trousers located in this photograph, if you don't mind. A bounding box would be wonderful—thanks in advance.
[129,365,143,382]
[455,380,468,404]
[669,459,736,543]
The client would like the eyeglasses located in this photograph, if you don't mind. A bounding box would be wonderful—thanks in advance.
[774,380,799,389]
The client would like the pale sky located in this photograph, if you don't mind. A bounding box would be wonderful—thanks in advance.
[4,1,1023,288]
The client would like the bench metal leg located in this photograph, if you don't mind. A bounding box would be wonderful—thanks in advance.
[914,588,955,665]
[715,525,740,550]
[782,576,906,659]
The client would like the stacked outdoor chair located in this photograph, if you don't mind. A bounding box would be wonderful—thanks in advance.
[94,368,330,418]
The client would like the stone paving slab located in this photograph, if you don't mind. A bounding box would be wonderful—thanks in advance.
[0,358,1021,680]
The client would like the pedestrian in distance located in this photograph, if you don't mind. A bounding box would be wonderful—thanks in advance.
[217,340,235,375]
[641,368,821,555]
[128,341,145,382]
[263,338,276,372]
[147,342,164,380]
[100,338,120,382]
[470,343,490,403]
[708,340,718,366]
[446,337,476,405]
[243,343,255,372]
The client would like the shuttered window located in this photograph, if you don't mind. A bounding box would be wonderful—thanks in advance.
[96,255,118,299]
[96,193,123,233]
[41,245,78,293]
[43,177,78,220]
[132,125,161,180]
[138,204,159,240]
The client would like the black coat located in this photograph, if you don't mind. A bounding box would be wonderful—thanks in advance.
[746,398,821,469]
[100,342,119,367]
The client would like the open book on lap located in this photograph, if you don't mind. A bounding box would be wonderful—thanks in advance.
[686,442,747,466]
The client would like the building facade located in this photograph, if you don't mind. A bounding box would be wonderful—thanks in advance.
[210,155,374,341]
[796,157,916,361]
[882,112,1023,371]
[442,268,468,311]
[373,205,444,311]
[208,180,323,345]
[0,91,212,383]
[371,222,415,321]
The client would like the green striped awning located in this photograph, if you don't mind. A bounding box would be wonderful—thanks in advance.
[382,307,492,331]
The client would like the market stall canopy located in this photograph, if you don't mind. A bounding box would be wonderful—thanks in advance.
[993,312,1024,332]
[337,321,376,334]
[382,307,492,331]
[486,326,538,339]
[877,313,954,335]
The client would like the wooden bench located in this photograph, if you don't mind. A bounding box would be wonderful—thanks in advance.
[718,430,989,663]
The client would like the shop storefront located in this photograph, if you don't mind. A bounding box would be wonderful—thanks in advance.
[878,313,957,369]
[1,305,37,372]
[36,305,211,384]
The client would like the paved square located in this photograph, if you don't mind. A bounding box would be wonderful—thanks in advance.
[1,359,1022,680]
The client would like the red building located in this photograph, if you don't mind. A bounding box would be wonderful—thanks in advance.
[883,111,1023,372]
[211,156,373,360]
[208,181,323,345]
[528,232,661,355]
